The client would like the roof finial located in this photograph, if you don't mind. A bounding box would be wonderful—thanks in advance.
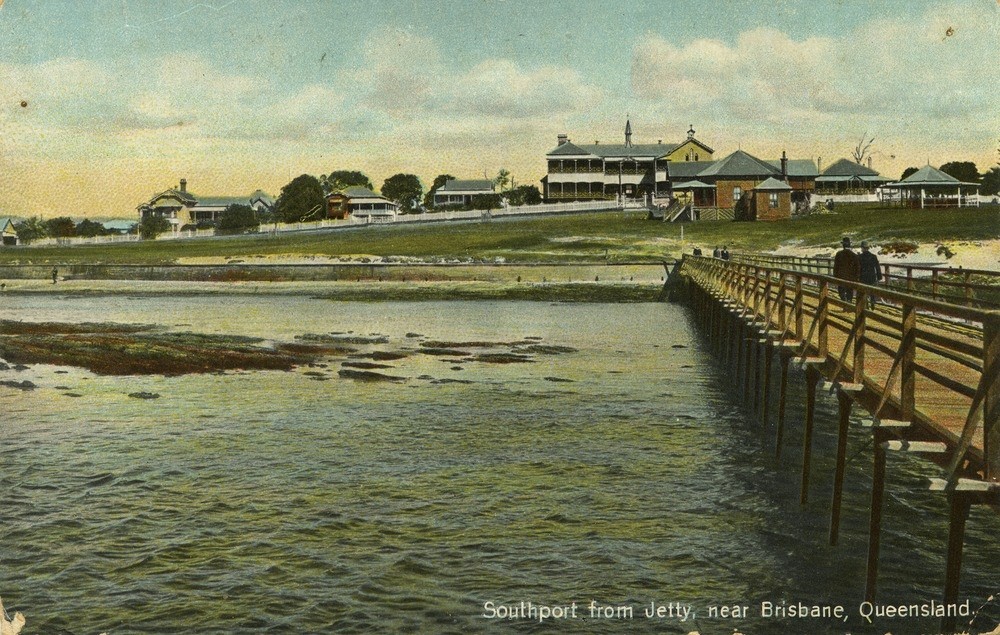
[624,114,633,148]
[687,124,695,139]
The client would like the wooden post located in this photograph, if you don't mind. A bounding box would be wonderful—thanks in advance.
[744,325,754,404]
[753,338,762,416]
[794,277,804,341]
[854,290,866,383]
[818,280,829,358]
[830,389,853,545]
[776,352,790,461]
[801,365,821,504]
[932,269,939,302]
[761,341,773,426]
[736,320,745,384]
[900,305,916,420]
[865,428,889,603]
[984,316,1000,482]
[941,493,971,634]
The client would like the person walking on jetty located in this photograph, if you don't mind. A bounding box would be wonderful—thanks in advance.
[833,237,860,303]
[51,267,58,284]
[859,241,882,309]
[713,246,721,258]
[721,246,730,261]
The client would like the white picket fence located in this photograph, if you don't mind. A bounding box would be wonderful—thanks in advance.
[20,199,634,247]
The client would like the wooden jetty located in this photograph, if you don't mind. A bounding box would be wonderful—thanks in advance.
[678,254,999,634]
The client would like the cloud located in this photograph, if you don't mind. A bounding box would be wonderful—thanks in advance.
[350,27,602,124]
[630,2,1000,136]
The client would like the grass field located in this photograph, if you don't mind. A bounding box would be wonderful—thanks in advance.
[1,204,996,265]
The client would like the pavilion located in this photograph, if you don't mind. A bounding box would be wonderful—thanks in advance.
[881,165,980,208]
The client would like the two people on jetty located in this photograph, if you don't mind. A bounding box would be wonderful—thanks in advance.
[834,237,881,307]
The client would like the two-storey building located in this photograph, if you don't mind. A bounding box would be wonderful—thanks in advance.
[542,121,715,202]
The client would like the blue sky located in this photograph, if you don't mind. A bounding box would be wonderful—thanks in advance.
[0,0,997,217]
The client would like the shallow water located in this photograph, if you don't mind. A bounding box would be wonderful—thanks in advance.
[1,296,998,634]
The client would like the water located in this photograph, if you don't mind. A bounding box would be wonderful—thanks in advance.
[1,295,998,634]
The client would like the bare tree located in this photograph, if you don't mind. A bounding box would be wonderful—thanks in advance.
[852,132,875,164]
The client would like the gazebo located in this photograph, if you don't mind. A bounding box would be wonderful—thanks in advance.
[881,165,980,208]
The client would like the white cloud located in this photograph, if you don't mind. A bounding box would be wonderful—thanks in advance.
[630,2,1000,138]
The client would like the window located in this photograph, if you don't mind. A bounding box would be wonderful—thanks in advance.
[769,193,779,208]
[695,153,699,161]
[733,187,742,201]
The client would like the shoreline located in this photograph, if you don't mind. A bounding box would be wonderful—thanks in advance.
[0,278,664,302]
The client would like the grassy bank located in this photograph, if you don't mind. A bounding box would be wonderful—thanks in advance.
[0,204,996,265]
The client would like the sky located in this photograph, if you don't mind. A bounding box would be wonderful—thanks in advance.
[0,0,997,219]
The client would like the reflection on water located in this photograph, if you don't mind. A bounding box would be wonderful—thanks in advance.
[0,295,997,634]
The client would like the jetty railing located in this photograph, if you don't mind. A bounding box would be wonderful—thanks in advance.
[679,254,999,633]
[730,252,1000,310]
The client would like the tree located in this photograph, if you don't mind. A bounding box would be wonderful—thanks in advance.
[13,216,47,244]
[321,170,373,195]
[44,216,76,238]
[138,215,172,240]
[939,161,980,184]
[423,173,455,208]
[276,174,325,223]
[381,173,423,213]
[217,204,259,235]
[75,219,107,238]
[852,132,875,164]
[504,184,542,207]
[981,167,1000,196]
[901,167,919,180]
[493,168,511,192]
[471,193,502,210]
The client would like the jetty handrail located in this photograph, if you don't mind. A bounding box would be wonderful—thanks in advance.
[682,254,1000,483]
[729,252,1000,310]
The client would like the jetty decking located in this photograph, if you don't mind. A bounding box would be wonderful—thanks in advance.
[678,254,999,634]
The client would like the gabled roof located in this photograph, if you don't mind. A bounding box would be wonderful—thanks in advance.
[339,186,384,198]
[438,179,494,192]
[764,159,818,178]
[249,190,274,204]
[666,160,716,179]
[148,188,197,205]
[0,218,17,234]
[547,141,593,157]
[196,196,254,207]
[547,140,681,159]
[575,143,679,159]
[754,177,793,191]
[697,150,780,178]
[821,158,881,177]
[674,137,715,154]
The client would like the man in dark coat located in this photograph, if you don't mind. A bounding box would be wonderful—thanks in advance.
[859,241,882,308]
[833,237,860,303]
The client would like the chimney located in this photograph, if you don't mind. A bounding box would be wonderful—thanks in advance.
[179,178,187,193]
[868,156,873,169]
[557,134,568,146]
[817,156,822,173]
[780,151,788,178]
[595,140,599,145]
[658,139,662,145]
